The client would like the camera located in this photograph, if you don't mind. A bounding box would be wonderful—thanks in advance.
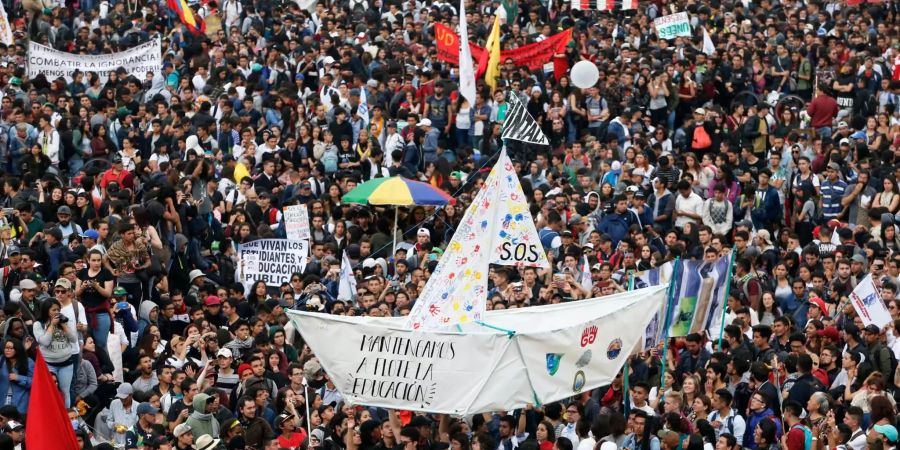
[58,315,69,323]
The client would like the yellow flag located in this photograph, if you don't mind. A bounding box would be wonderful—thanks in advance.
[484,15,502,91]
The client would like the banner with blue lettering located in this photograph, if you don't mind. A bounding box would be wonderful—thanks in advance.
[239,239,308,286]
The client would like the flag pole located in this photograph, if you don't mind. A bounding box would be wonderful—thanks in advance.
[624,270,635,418]
[659,257,681,390]
[716,248,737,352]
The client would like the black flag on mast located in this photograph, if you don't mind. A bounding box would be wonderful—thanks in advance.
[501,92,549,146]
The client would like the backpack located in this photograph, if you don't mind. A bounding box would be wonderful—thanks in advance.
[321,148,339,174]
[692,125,712,149]
[791,424,813,450]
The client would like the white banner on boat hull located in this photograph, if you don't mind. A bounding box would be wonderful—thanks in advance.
[240,239,308,287]
[287,285,665,414]
[28,39,161,83]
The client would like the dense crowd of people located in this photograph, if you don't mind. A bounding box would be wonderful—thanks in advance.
[0,0,894,448]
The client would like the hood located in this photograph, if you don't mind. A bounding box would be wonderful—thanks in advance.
[139,300,157,322]
[268,325,284,339]
[0,317,25,339]
[192,393,211,416]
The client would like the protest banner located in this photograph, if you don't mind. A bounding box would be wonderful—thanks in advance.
[288,285,665,414]
[28,39,161,83]
[435,24,572,73]
[500,28,573,71]
[284,205,311,241]
[654,12,691,40]
[435,23,486,69]
[849,274,891,328]
[240,239,308,286]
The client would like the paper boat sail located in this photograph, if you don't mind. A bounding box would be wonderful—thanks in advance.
[286,285,666,415]
[406,149,549,330]
[285,149,664,414]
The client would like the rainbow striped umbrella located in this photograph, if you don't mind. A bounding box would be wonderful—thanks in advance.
[343,177,454,252]
[343,176,454,206]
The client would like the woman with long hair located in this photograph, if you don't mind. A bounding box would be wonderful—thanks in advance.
[0,338,32,413]
[34,298,79,407]
[873,176,900,213]
[792,184,817,246]
[535,420,556,450]
[757,291,782,325]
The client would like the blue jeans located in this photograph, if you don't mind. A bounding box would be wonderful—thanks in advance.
[92,312,111,353]
[817,127,832,140]
[47,360,74,408]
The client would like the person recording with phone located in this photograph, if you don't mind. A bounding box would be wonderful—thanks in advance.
[33,298,79,408]
[75,249,115,352]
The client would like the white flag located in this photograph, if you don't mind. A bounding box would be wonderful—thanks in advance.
[611,24,619,45]
[702,27,715,56]
[407,149,548,330]
[358,87,370,127]
[458,0,477,107]
[580,255,593,293]
[0,2,11,46]
[501,93,549,145]
[849,274,891,328]
[337,250,357,302]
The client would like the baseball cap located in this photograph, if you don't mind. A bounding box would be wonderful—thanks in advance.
[827,162,841,171]
[864,324,881,335]
[57,205,72,215]
[173,423,193,438]
[114,286,128,296]
[839,138,851,146]
[303,359,325,381]
[204,295,222,306]
[838,121,849,128]
[850,131,866,140]
[277,413,295,426]
[4,421,23,432]
[216,348,233,359]
[54,278,72,290]
[137,402,159,416]
[815,326,839,341]
[189,269,205,282]
[808,297,827,313]
[116,383,134,399]
[874,424,899,443]
[237,363,253,376]
[417,228,430,237]
[81,229,100,240]
[18,279,37,290]
[418,118,432,127]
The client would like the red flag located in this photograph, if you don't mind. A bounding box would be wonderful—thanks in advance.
[26,351,79,450]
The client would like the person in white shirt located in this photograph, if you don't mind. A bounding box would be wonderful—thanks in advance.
[708,389,745,443]
[844,406,867,450]
[37,116,60,167]
[192,66,208,92]
[557,403,582,449]
[674,179,704,229]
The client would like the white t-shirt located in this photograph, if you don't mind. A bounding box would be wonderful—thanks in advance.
[60,300,87,355]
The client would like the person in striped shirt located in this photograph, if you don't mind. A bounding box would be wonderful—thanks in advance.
[820,162,849,223]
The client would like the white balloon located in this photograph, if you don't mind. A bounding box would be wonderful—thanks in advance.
[571,61,599,89]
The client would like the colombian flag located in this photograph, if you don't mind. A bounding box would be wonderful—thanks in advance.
[168,0,205,35]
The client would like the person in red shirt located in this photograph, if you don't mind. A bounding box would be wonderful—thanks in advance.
[805,86,839,140]
[99,155,131,198]
[780,401,812,450]
[276,413,306,449]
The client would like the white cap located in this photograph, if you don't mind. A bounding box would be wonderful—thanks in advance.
[323,56,336,65]
[418,118,432,127]
[174,423,193,438]
[417,228,430,237]
[362,258,377,269]
[216,348,233,359]
[189,269,205,282]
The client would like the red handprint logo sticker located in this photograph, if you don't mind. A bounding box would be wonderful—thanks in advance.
[580,326,597,347]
